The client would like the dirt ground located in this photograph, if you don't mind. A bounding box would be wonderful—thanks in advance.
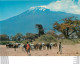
[0,44,80,56]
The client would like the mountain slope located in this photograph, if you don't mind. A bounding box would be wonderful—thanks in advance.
[0,7,80,36]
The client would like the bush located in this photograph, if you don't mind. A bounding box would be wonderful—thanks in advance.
[35,34,57,44]
[0,41,10,45]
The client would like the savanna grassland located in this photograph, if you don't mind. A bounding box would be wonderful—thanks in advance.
[0,17,80,56]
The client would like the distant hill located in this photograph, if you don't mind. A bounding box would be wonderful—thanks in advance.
[0,7,80,36]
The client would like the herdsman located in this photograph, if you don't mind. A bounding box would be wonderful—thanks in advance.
[26,42,30,54]
[57,42,62,54]
[59,42,62,54]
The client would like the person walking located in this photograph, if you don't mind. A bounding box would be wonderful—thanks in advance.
[57,42,62,54]
[26,42,30,54]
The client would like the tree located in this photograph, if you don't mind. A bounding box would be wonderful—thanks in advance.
[23,33,38,41]
[11,36,16,41]
[38,34,57,43]
[0,34,9,41]
[36,24,44,36]
[76,31,80,38]
[53,17,80,39]
[15,33,23,41]
[46,30,54,36]
[11,33,23,41]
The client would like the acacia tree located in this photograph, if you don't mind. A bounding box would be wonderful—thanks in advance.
[53,17,80,39]
[36,24,44,36]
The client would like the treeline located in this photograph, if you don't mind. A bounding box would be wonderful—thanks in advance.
[0,24,45,42]
[0,17,80,42]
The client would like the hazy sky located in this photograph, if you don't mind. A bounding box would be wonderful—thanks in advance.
[0,0,80,21]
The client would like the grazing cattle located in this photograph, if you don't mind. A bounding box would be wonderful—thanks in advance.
[6,43,13,48]
[13,44,18,48]
[53,43,57,47]
[6,43,21,48]
[13,43,21,51]
[23,44,27,51]
[20,44,25,51]
[34,43,43,50]
[39,44,42,50]
[46,43,50,50]
[34,44,39,50]
[13,43,21,48]
[46,43,54,50]
[42,43,46,50]
[30,44,34,50]
[50,43,54,49]
[21,43,57,52]
[33,43,53,50]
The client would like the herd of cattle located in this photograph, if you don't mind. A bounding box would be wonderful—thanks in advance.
[6,43,57,51]
[6,43,21,48]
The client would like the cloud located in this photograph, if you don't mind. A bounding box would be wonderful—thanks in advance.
[78,0,80,5]
[39,0,80,14]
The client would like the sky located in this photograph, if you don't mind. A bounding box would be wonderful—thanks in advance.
[0,0,80,21]
[40,0,80,14]
[0,1,53,21]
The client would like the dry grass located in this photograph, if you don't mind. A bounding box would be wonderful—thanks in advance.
[0,39,80,56]
[0,43,80,56]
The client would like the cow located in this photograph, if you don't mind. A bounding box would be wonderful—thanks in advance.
[6,43,13,48]
[30,44,34,51]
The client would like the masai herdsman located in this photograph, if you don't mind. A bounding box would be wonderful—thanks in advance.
[59,42,62,54]
[57,42,62,54]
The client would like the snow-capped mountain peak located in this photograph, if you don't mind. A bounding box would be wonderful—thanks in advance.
[29,6,48,12]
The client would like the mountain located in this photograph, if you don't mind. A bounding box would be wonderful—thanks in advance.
[0,7,80,36]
